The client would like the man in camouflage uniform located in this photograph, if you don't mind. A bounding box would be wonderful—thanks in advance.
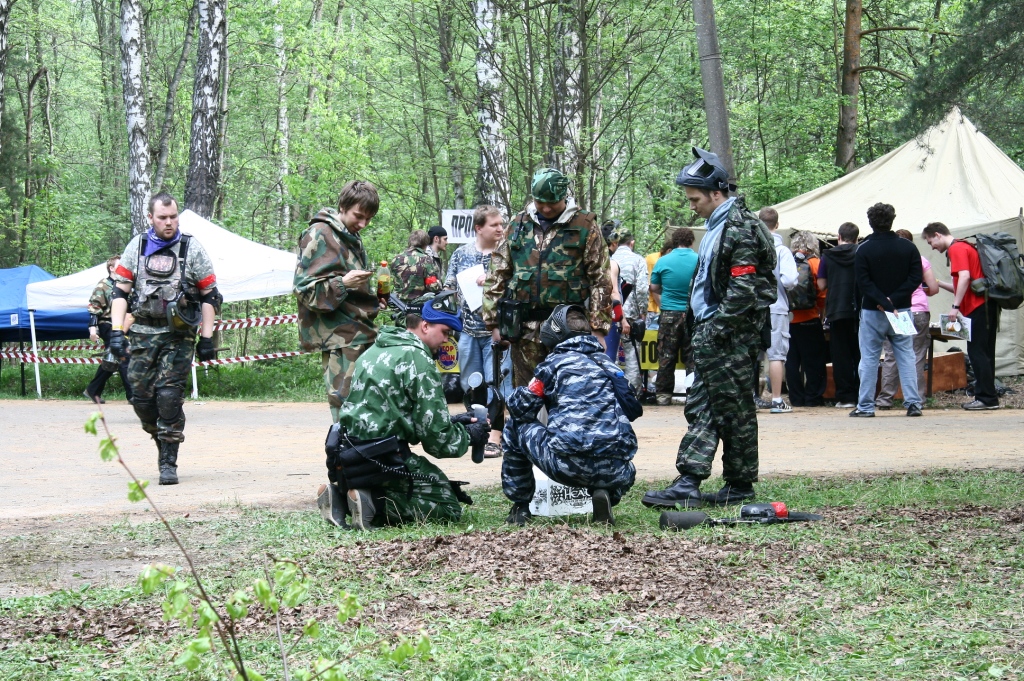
[109,192,222,486]
[642,148,777,509]
[293,180,381,423]
[84,255,133,403]
[482,168,613,386]
[316,292,491,529]
[391,229,442,305]
[502,305,637,526]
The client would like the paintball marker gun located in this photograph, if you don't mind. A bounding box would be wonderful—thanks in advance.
[490,341,508,434]
[465,372,490,464]
[660,502,823,531]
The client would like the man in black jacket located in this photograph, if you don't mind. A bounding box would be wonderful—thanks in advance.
[816,222,860,407]
[850,203,923,418]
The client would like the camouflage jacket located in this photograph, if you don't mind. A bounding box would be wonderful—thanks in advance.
[87,277,115,325]
[507,335,637,460]
[391,245,442,304]
[338,326,470,459]
[293,208,379,352]
[705,195,777,336]
[482,200,612,341]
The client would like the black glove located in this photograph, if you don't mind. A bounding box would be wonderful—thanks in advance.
[465,421,491,448]
[451,411,476,426]
[108,329,126,358]
[196,336,216,362]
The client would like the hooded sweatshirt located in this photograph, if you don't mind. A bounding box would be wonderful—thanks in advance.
[769,231,799,315]
[338,326,470,459]
[821,242,858,321]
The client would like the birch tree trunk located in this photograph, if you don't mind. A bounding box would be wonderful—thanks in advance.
[548,0,582,182]
[153,0,197,192]
[0,0,9,161]
[120,0,152,234]
[273,0,290,240]
[835,0,862,172]
[185,0,226,219]
[474,0,508,211]
[438,7,464,209]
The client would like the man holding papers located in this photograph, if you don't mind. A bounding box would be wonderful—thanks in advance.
[445,204,509,456]
[850,203,924,418]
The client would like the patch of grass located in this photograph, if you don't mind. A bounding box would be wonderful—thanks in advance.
[2,470,1023,680]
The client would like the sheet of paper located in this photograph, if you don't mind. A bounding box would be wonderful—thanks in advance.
[939,314,972,341]
[885,310,917,336]
[456,263,486,312]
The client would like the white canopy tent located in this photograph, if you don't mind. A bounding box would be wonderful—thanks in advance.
[23,210,298,395]
[769,108,1024,376]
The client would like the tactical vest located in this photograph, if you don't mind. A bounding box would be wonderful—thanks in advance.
[506,212,593,311]
[133,235,195,325]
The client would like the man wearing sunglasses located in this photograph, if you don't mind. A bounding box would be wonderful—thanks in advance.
[642,147,778,510]
[317,291,492,530]
[482,168,613,388]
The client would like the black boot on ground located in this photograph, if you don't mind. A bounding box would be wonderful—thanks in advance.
[506,502,533,526]
[591,489,614,525]
[641,475,704,509]
[703,482,755,507]
[158,441,179,485]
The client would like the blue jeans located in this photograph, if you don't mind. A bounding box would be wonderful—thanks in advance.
[458,333,512,403]
[857,309,921,412]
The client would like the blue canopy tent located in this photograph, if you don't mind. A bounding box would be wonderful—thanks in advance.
[1,266,91,395]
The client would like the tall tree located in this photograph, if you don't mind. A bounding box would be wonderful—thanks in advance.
[693,0,735,179]
[473,0,508,210]
[273,0,290,239]
[153,0,197,192]
[185,0,225,218]
[119,0,152,234]
[0,0,14,161]
[835,0,861,173]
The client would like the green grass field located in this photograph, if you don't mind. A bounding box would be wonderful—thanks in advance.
[1,470,1022,680]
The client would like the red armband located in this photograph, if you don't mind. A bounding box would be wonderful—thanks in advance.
[424,275,438,287]
[611,302,623,322]
[198,274,217,289]
[528,377,545,397]
[114,264,135,281]
[730,265,756,277]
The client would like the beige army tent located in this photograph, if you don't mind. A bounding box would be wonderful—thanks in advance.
[769,108,1024,376]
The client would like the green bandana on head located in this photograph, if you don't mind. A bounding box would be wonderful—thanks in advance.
[531,168,569,203]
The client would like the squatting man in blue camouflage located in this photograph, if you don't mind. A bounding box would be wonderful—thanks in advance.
[501,305,639,526]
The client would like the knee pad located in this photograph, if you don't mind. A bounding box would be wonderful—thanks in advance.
[156,387,184,422]
[133,398,158,426]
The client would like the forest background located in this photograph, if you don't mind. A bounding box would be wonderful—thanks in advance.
[1,0,1021,291]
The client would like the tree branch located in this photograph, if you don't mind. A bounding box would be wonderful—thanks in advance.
[859,25,952,38]
[854,65,911,81]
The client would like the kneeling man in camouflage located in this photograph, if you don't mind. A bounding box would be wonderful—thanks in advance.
[317,292,491,529]
[501,305,639,526]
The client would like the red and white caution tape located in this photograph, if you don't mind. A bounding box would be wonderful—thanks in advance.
[194,350,311,367]
[34,342,105,352]
[214,314,298,331]
[0,352,102,364]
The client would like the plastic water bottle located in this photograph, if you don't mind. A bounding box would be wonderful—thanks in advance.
[376,260,392,297]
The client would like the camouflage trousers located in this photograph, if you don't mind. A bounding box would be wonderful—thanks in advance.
[510,338,548,387]
[375,454,463,524]
[655,310,692,395]
[676,319,761,484]
[322,344,371,422]
[127,330,194,443]
[501,419,636,505]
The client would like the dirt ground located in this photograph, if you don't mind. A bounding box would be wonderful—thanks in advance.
[2,397,1021,532]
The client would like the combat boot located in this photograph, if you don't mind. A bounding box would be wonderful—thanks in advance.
[506,502,533,526]
[703,482,755,507]
[591,489,614,525]
[158,441,179,485]
[641,474,704,509]
[346,488,377,531]
[316,483,346,528]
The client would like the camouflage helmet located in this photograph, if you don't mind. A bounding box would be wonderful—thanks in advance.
[531,168,570,203]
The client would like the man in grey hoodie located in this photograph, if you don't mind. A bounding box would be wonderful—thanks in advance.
[758,208,798,413]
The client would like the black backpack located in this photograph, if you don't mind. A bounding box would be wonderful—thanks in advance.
[960,233,1024,310]
[787,252,818,310]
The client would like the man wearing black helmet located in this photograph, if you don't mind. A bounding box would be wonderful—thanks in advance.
[316,291,492,530]
[642,148,777,509]
[501,305,638,526]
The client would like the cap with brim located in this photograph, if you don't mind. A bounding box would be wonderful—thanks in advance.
[531,168,570,203]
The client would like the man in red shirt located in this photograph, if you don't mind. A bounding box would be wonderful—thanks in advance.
[922,222,999,410]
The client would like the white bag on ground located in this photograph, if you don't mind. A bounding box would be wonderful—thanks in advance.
[529,466,592,517]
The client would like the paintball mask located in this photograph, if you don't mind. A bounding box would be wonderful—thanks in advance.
[414,290,463,333]
[676,146,736,193]
[167,291,202,332]
[539,304,589,351]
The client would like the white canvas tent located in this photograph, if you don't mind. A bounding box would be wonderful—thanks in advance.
[23,210,298,395]
[769,108,1024,376]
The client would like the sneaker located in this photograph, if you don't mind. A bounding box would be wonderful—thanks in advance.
[875,403,893,411]
[906,404,922,417]
[770,399,792,414]
[506,502,533,526]
[849,409,875,417]
[753,395,773,410]
[962,400,1000,411]
[483,442,503,458]
[591,489,615,525]
[346,488,376,531]
[316,483,346,527]
[834,402,856,409]
[656,393,672,406]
